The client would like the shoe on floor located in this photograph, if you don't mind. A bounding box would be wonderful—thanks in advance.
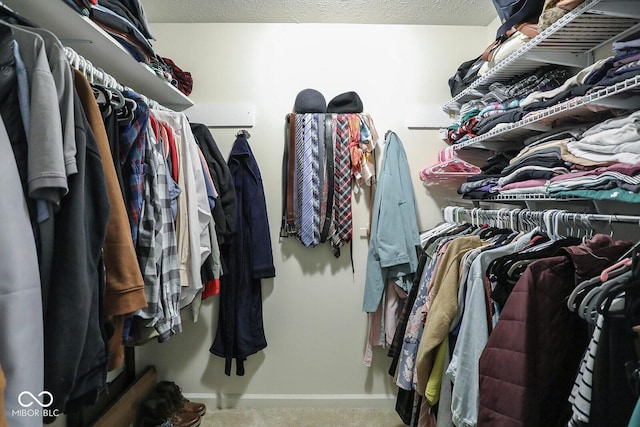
[170,411,201,427]
[156,381,206,417]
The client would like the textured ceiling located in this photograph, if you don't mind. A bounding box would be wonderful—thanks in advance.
[140,0,498,26]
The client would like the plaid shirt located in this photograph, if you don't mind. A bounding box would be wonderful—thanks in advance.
[134,123,182,342]
[120,90,149,245]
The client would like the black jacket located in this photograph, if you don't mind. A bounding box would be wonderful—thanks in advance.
[190,123,236,246]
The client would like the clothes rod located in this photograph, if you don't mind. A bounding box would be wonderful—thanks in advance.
[64,46,170,111]
[442,206,640,226]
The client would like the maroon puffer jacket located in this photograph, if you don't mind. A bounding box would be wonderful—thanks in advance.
[478,235,631,427]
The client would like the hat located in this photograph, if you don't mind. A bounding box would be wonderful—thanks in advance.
[294,88,326,113]
[327,91,363,113]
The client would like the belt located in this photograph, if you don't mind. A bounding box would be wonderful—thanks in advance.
[280,113,297,237]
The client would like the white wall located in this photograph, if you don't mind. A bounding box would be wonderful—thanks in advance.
[486,16,501,44]
[135,22,491,409]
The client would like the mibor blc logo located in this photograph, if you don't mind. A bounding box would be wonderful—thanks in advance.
[12,391,60,418]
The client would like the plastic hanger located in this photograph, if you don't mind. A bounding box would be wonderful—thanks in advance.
[567,263,631,315]
[420,146,482,179]
[576,269,633,323]
[592,273,634,318]
[91,84,112,114]
[107,87,126,110]
[601,258,633,282]
[117,97,137,124]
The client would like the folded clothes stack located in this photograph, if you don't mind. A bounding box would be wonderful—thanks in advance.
[448,0,586,98]
[65,0,194,96]
[162,57,193,96]
[445,67,570,145]
[457,111,640,203]
[445,29,640,149]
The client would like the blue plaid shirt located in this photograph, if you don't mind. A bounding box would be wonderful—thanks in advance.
[120,90,149,245]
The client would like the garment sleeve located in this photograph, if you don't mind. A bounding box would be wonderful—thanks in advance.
[248,172,275,279]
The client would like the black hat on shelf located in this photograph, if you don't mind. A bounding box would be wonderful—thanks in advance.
[293,88,327,113]
[327,91,363,113]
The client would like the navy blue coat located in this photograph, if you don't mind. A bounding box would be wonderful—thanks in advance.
[210,135,275,376]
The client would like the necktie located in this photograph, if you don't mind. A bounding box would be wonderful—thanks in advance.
[294,114,304,236]
[310,114,321,246]
[298,114,316,246]
[333,114,352,249]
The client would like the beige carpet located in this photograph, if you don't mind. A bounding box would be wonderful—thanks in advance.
[200,408,406,427]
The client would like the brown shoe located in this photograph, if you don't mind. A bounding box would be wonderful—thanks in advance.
[180,399,206,417]
[170,411,201,427]
[156,381,207,417]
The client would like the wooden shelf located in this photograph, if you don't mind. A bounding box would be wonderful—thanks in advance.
[4,0,194,111]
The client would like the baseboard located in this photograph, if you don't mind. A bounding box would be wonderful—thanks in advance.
[182,393,396,410]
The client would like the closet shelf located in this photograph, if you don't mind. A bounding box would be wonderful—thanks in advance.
[3,0,194,111]
[468,194,588,202]
[452,72,640,151]
[443,0,640,115]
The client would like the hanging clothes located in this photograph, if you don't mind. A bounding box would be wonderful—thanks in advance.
[0,21,112,417]
[117,107,212,343]
[7,22,68,312]
[190,123,234,299]
[129,100,183,343]
[0,23,43,427]
[388,207,640,427]
[446,228,538,426]
[210,133,276,376]
[118,89,148,246]
[414,235,487,396]
[477,235,631,427]
[579,285,640,427]
[18,26,77,177]
[43,76,111,416]
[0,10,218,423]
[363,130,420,312]
[190,123,236,248]
[0,19,124,423]
[362,131,421,368]
[0,117,43,427]
[392,225,471,392]
[73,69,147,370]
[363,131,420,368]
[152,110,212,316]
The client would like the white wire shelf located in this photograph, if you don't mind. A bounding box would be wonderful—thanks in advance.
[476,193,588,202]
[452,72,640,150]
[443,0,640,114]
